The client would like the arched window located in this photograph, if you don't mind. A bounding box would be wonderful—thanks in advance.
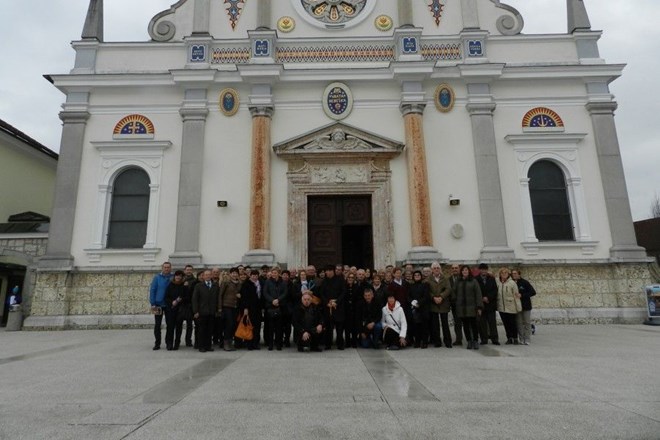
[107,168,150,248]
[528,160,574,241]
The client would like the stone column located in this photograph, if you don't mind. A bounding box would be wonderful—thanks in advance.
[586,100,648,260]
[398,0,413,27]
[243,105,276,265]
[466,84,514,261]
[257,0,272,29]
[169,89,208,266]
[39,97,90,269]
[400,103,442,264]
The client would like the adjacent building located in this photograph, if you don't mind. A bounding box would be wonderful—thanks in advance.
[0,119,57,325]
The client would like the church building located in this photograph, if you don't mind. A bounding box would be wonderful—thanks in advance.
[25,0,653,328]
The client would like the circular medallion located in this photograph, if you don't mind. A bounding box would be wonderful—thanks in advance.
[292,0,376,30]
[434,83,455,113]
[219,88,240,117]
[450,224,464,239]
[278,16,296,33]
[323,82,353,120]
[374,15,393,32]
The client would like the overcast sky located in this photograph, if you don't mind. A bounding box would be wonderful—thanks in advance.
[0,0,658,220]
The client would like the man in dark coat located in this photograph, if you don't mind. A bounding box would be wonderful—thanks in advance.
[238,269,262,350]
[181,265,197,347]
[263,267,289,351]
[447,264,463,346]
[292,291,324,352]
[355,286,383,348]
[475,263,500,345]
[317,264,346,350]
[193,269,219,352]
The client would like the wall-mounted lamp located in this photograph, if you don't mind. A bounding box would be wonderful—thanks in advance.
[217,201,228,208]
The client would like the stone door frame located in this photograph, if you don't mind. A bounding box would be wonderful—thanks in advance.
[274,122,404,269]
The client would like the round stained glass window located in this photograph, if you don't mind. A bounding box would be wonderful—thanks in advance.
[293,0,376,29]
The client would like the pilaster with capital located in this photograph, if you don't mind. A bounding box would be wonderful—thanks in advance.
[586,99,648,260]
[466,85,515,261]
[169,89,209,266]
[248,105,274,253]
[400,102,442,264]
[40,106,90,269]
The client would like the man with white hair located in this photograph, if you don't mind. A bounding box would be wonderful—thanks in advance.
[426,262,453,348]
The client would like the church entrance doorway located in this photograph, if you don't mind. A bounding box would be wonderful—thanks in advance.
[308,195,373,269]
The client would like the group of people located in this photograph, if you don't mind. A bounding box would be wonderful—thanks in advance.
[148,261,537,353]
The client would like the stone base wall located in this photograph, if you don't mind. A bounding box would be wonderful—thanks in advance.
[24,262,655,329]
[25,271,153,330]
[0,237,48,258]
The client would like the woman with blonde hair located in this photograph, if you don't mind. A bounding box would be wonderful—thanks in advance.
[496,267,523,345]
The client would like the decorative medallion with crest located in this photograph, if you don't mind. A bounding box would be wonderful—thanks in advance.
[434,84,455,113]
[224,0,246,30]
[374,15,393,32]
[278,16,296,33]
[323,83,353,120]
[219,88,240,116]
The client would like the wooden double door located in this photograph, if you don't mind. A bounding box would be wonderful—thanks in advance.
[308,195,374,270]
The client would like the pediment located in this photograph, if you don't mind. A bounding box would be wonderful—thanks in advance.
[273,122,404,161]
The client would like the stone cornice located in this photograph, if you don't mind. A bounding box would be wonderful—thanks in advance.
[586,101,618,115]
[179,106,209,120]
[59,111,90,123]
[466,102,496,115]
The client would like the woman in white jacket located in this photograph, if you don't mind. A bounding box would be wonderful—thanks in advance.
[381,293,408,350]
[496,267,523,345]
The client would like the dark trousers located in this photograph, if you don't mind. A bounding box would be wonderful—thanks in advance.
[164,307,181,348]
[412,319,429,346]
[383,327,402,347]
[221,307,237,343]
[430,312,451,346]
[183,316,193,345]
[282,309,293,346]
[479,309,499,343]
[197,315,214,350]
[261,309,272,345]
[451,302,463,343]
[324,317,345,349]
[249,314,262,349]
[153,311,164,347]
[265,310,284,349]
[193,318,200,348]
[461,317,479,342]
[213,315,223,345]
[500,312,519,340]
[344,307,358,348]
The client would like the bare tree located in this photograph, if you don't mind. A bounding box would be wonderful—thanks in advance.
[651,192,660,218]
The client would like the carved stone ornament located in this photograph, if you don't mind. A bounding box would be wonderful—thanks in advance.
[273,121,404,161]
[310,165,369,184]
[304,128,372,151]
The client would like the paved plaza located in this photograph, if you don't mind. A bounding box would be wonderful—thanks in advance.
[1,324,659,439]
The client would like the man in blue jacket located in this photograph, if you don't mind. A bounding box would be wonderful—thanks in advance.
[150,261,173,350]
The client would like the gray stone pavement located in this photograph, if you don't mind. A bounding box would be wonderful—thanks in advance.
[0,324,659,439]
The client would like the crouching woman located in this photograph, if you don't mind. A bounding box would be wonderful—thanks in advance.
[381,293,408,350]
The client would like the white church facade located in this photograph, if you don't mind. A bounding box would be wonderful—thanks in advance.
[25,0,653,328]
